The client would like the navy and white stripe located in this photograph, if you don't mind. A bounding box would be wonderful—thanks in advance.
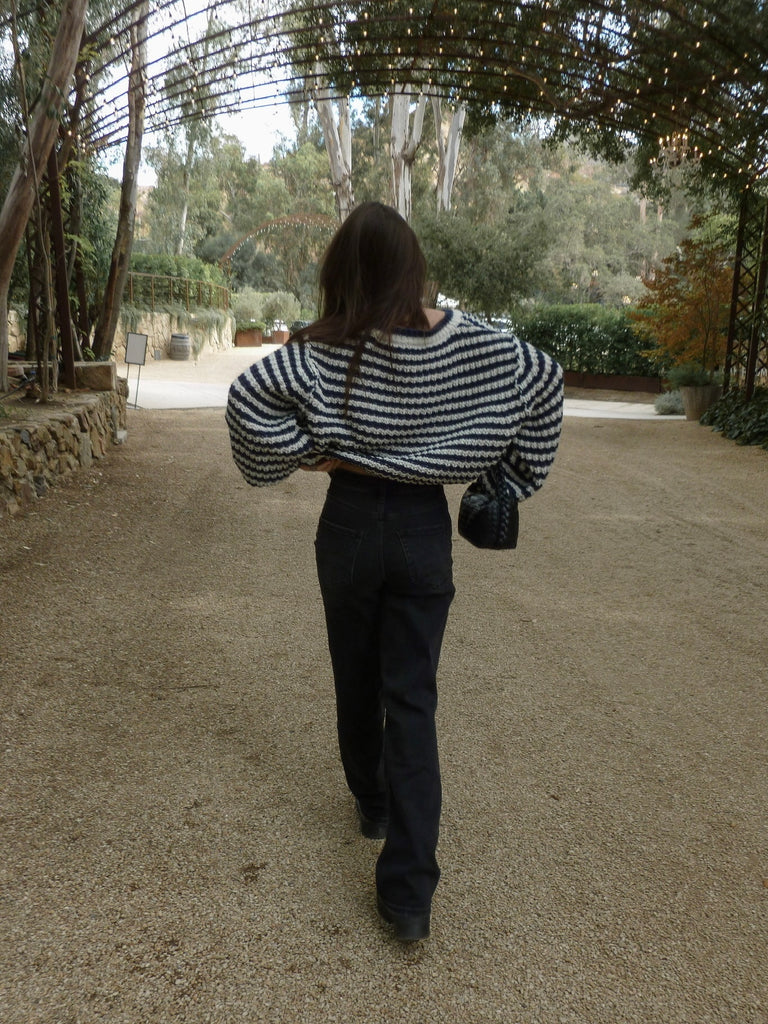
[226,310,563,499]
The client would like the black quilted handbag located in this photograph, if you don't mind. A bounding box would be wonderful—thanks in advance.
[457,462,519,550]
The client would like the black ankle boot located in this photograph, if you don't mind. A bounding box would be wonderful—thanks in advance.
[376,894,430,942]
[355,799,388,840]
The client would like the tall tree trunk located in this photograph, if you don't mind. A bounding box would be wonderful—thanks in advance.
[92,2,148,360]
[174,7,217,255]
[25,226,42,360]
[48,147,77,388]
[432,98,465,213]
[176,132,196,255]
[0,0,88,392]
[390,87,427,222]
[314,70,355,222]
[63,158,91,350]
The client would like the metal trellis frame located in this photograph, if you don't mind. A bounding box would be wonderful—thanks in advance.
[725,191,768,398]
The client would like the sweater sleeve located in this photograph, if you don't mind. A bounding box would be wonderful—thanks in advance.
[499,339,564,500]
[225,344,316,486]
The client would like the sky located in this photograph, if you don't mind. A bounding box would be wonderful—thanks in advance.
[124,101,297,186]
[219,102,298,162]
[121,0,300,186]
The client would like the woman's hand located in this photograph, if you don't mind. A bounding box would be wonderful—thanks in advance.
[299,458,342,473]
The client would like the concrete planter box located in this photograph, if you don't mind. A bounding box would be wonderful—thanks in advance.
[235,328,263,347]
[564,370,662,393]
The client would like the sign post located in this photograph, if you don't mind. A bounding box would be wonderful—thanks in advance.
[125,332,148,408]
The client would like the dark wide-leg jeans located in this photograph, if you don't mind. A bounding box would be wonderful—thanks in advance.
[315,470,455,914]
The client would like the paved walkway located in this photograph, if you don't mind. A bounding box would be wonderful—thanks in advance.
[119,346,677,419]
[2,376,765,1023]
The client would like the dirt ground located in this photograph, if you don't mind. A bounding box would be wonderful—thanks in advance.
[1,397,767,1023]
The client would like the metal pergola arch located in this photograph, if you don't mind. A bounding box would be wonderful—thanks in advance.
[3,2,759,182]
[3,0,767,392]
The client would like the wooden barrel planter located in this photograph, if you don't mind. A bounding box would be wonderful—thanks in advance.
[680,384,722,421]
[169,332,191,360]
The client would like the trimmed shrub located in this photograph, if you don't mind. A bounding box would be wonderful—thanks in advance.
[510,304,656,377]
[654,390,684,416]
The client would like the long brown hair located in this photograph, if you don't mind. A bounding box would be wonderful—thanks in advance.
[291,202,430,401]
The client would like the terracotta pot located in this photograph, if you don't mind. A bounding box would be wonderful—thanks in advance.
[680,384,721,421]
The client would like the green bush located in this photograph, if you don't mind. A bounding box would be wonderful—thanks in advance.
[230,288,300,331]
[654,390,684,415]
[126,254,229,311]
[666,362,720,388]
[510,305,656,377]
[130,253,227,287]
[701,387,768,448]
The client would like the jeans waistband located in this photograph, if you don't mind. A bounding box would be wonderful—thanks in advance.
[329,469,443,495]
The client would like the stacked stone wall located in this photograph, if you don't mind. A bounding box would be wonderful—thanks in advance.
[7,309,234,363]
[112,310,235,362]
[1,383,127,518]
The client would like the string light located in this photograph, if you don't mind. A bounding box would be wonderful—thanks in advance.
[54,0,766,192]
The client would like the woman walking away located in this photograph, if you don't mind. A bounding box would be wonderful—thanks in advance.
[226,201,563,942]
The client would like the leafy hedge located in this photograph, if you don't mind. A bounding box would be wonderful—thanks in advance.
[129,253,227,287]
[701,387,768,448]
[510,305,656,376]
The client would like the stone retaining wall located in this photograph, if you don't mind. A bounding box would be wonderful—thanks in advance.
[1,380,128,518]
[7,308,235,364]
[112,310,234,363]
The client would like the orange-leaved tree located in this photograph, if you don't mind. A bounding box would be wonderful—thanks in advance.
[630,215,735,382]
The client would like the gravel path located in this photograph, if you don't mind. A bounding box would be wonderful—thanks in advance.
[1,385,767,1023]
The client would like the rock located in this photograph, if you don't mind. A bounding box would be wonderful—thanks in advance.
[74,361,117,391]
[0,445,13,479]
[1,494,20,517]
[78,432,93,468]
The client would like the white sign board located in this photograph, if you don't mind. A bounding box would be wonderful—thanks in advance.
[125,332,148,365]
[125,332,149,407]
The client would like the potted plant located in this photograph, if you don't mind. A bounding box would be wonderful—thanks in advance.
[262,293,301,344]
[272,320,291,344]
[666,363,722,421]
[231,288,266,346]
[629,214,734,422]
[234,319,264,346]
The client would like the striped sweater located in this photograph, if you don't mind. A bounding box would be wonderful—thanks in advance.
[226,310,563,499]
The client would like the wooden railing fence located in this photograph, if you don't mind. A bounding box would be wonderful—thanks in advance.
[126,272,229,312]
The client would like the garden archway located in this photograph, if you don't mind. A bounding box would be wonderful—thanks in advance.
[3,1,767,391]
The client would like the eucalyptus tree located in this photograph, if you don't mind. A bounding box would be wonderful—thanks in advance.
[279,4,356,221]
[297,0,767,207]
[158,3,242,255]
[0,0,157,375]
[0,0,88,393]
[285,1,467,219]
[91,0,149,360]
[91,0,266,356]
[433,97,466,213]
[144,130,230,257]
